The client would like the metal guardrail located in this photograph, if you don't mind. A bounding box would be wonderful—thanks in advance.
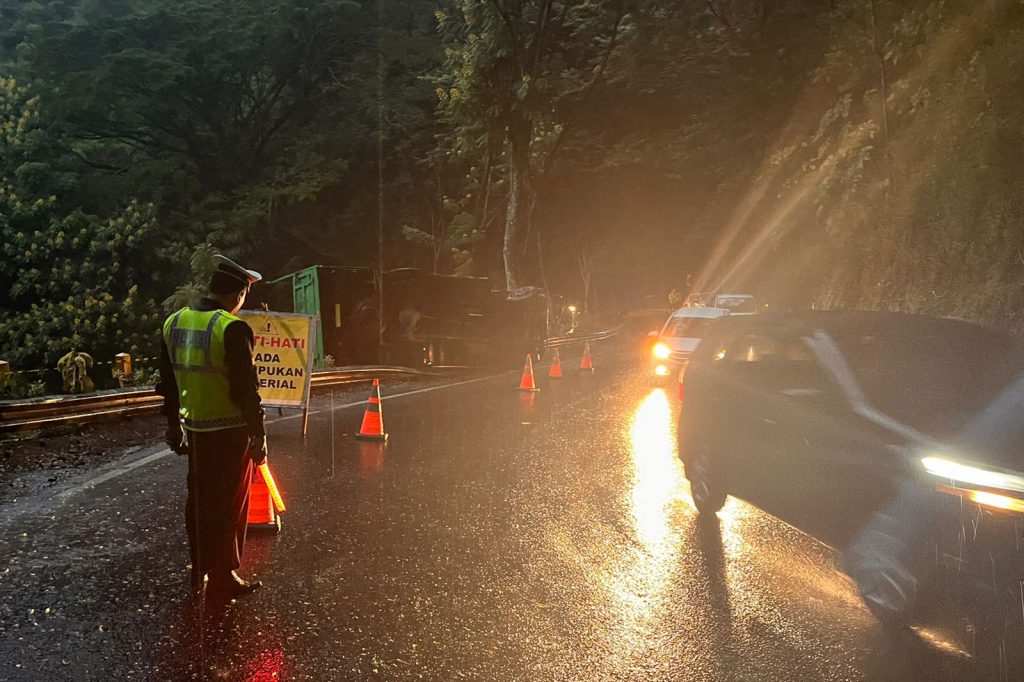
[0,366,437,434]
[0,319,631,434]
[543,320,629,349]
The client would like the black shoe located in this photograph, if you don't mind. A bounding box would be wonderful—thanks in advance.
[208,571,262,598]
[190,568,207,595]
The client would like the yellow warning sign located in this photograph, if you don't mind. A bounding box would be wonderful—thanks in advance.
[237,311,317,408]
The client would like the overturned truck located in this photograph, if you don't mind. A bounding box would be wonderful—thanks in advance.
[253,266,547,368]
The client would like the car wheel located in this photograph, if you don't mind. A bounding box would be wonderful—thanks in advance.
[688,443,727,514]
[844,481,939,625]
[846,552,919,624]
[845,529,930,625]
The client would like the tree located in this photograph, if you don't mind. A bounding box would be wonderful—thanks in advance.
[5,0,444,276]
[402,192,482,274]
[435,0,632,293]
[0,77,160,372]
[0,0,450,374]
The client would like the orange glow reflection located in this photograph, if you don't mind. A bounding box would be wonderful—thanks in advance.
[628,389,686,549]
[595,388,691,665]
[244,640,286,681]
[359,442,385,472]
[518,391,537,425]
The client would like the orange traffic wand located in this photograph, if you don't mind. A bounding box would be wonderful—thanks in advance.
[518,354,541,392]
[259,462,286,513]
[548,349,563,379]
[356,379,388,441]
[248,460,285,532]
[579,342,594,371]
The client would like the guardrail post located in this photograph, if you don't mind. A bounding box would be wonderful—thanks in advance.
[114,353,133,387]
[0,361,9,389]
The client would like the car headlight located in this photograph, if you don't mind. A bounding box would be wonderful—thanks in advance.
[921,456,1024,493]
[653,342,671,360]
[923,455,1024,513]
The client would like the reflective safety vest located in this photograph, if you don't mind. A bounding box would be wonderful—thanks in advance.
[163,307,248,432]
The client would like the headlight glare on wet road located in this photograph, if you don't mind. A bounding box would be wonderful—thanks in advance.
[629,388,684,549]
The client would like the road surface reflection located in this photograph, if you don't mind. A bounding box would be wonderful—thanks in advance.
[628,388,688,548]
[592,389,691,665]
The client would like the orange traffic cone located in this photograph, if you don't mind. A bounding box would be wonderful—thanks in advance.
[357,379,388,441]
[579,342,594,371]
[248,461,286,533]
[549,349,563,379]
[518,354,540,392]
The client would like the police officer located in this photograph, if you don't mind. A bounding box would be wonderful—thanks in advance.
[156,255,267,598]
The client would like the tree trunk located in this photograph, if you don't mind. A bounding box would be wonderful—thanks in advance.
[578,250,594,313]
[868,0,894,215]
[534,226,555,327]
[503,116,532,293]
[582,273,593,314]
[503,161,523,292]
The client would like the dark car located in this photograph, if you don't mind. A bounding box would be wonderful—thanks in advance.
[677,310,1024,622]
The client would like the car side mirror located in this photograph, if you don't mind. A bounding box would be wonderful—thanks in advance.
[647,330,659,338]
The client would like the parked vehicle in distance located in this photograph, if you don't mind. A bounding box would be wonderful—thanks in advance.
[677,310,1024,622]
[680,291,757,314]
[649,307,730,380]
[252,265,547,368]
[712,293,757,315]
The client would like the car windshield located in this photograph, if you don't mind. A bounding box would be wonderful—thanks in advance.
[715,297,756,313]
[828,318,1024,456]
[662,317,717,338]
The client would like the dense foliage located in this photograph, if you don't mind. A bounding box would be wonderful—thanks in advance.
[2,0,1023,384]
[0,77,160,372]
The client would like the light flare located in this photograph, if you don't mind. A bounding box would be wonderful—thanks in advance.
[968,490,1024,513]
[938,484,1024,514]
[921,456,1024,494]
[689,5,998,299]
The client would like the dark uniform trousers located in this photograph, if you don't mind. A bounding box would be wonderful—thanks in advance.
[186,427,253,578]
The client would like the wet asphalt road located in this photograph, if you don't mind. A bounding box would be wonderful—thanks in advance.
[0,342,1020,680]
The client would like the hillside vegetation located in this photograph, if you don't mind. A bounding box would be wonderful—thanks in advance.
[2,0,1022,387]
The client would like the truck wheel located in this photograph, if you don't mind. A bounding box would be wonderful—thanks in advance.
[688,443,727,514]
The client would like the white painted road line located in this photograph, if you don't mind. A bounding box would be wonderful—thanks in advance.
[123,449,173,470]
[327,372,509,409]
[267,372,507,421]
[51,372,510,499]
[56,447,172,498]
